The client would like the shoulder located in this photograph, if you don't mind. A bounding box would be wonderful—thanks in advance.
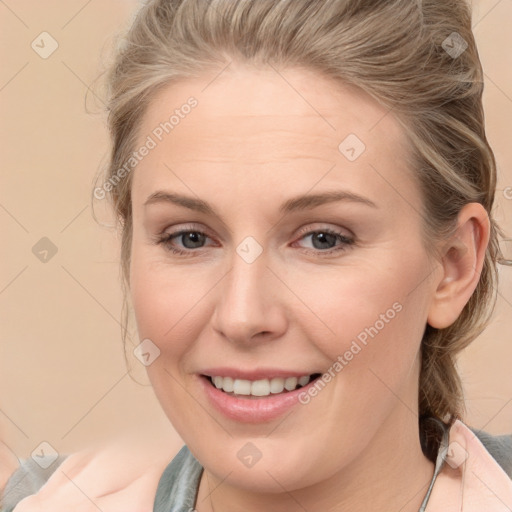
[471,427,512,478]
[1,432,184,512]
[1,455,68,512]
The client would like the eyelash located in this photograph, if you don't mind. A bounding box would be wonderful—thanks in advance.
[155,225,355,257]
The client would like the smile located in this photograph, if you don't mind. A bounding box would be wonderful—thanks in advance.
[198,371,324,422]
[207,374,321,397]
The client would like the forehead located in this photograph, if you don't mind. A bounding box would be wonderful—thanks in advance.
[132,65,416,208]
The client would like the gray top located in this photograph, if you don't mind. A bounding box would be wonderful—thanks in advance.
[2,429,511,512]
[153,444,203,512]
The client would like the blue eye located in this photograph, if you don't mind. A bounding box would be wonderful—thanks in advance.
[157,230,210,255]
[295,229,354,255]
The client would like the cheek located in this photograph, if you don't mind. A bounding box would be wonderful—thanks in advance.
[129,240,229,384]
[128,247,212,432]
[129,245,203,356]
[302,257,430,393]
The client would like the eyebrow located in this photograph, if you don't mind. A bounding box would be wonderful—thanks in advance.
[143,189,378,215]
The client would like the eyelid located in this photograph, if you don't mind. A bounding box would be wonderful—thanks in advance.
[162,222,214,239]
[294,222,354,240]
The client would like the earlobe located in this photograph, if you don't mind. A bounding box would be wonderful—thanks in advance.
[427,203,490,329]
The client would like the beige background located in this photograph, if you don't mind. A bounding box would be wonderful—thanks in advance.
[1,0,511,460]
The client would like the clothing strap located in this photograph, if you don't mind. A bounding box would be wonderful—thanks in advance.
[418,424,450,511]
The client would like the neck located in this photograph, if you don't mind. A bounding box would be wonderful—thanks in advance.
[196,405,435,512]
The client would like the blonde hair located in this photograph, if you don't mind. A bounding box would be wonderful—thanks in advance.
[97,0,505,460]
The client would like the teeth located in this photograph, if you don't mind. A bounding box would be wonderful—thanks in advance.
[284,377,298,391]
[270,377,285,394]
[233,379,251,395]
[298,375,310,387]
[251,379,270,396]
[222,376,234,392]
[209,374,312,397]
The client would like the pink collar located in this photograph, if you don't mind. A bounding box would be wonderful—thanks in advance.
[425,419,512,511]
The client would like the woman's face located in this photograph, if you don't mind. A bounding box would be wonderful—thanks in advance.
[129,66,441,492]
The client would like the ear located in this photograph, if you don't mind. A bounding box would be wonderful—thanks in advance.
[427,203,490,329]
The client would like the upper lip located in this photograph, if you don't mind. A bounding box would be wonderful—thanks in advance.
[200,367,320,380]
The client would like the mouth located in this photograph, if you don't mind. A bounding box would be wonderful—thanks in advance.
[198,370,326,422]
[202,373,323,399]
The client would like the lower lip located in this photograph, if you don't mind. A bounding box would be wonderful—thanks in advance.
[199,375,319,423]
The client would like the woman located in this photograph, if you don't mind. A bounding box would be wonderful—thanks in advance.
[3,0,512,510]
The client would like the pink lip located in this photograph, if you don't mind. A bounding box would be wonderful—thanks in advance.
[198,374,321,423]
[200,367,316,380]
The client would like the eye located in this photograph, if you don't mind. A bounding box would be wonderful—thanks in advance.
[294,227,355,255]
[156,227,214,256]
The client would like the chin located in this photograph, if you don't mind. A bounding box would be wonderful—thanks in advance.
[192,433,354,495]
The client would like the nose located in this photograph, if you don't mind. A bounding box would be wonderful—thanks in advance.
[211,244,288,346]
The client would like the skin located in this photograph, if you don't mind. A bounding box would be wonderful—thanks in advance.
[129,63,489,512]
